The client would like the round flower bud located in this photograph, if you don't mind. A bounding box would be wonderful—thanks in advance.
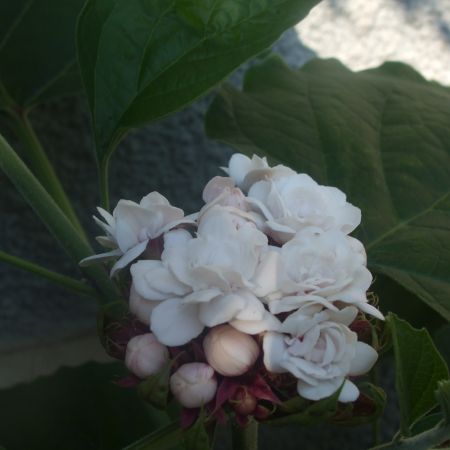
[125,333,169,379]
[203,325,260,376]
[170,363,217,408]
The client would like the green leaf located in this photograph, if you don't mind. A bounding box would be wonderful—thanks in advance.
[387,314,449,434]
[0,0,83,110]
[182,415,210,450]
[77,0,321,163]
[434,324,450,368]
[331,383,386,427]
[0,133,119,303]
[138,359,172,410]
[0,362,169,450]
[206,55,450,322]
[267,385,342,427]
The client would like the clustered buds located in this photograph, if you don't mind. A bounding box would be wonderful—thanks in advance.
[84,153,384,423]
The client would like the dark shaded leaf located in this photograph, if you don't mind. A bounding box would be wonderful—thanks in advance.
[331,383,386,427]
[0,362,168,450]
[182,414,210,450]
[388,314,449,433]
[77,0,321,162]
[0,0,83,109]
[206,55,450,321]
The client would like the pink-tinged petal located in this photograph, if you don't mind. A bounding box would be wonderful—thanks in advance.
[151,298,203,346]
[297,377,344,401]
[110,240,149,276]
[349,342,378,376]
[338,379,360,403]
[181,408,199,429]
[79,248,122,267]
[202,176,235,203]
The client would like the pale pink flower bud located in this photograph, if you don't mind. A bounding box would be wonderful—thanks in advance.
[203,325,260,376]
[125,333,169,379]
[170,363,217,408]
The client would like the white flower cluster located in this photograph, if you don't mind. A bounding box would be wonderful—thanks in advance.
[84,153,383,406]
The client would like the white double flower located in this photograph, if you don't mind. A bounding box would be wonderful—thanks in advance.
[130,205,280,346]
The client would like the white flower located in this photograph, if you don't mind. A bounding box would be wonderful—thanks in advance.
[247,173,361,243]
[125,333,169,379]
[224,153,295,192]
[255,228,383,320]
[170,363,217,408]
[128,283,161,325]
[131,206,280,346]
[203,325,260,376]
[80,192,195,276]
[263,307,378,402]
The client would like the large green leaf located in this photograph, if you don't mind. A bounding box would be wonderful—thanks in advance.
[0,362,169,450]
[205,56,450,322]
[0,0,83,110]
[388,314,449,434]
[77,0,321,163]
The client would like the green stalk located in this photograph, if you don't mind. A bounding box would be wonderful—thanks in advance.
[123,422,183,450]
[0,133,119,303]
[5,107,87,239]
[231,420,258,450]
[0,250,97,298]
[369,422,450,450]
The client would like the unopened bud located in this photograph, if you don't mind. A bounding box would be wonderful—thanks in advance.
[203,325,260,376]
[170,363,217,408]
[125,333,169,379]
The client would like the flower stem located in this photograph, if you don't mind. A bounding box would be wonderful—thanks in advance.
[231,420,258,450]
[5,107,87,240]
[0,250,97,298]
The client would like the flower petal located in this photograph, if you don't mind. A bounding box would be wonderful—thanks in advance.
[349,342,378,376]
[230,311,281,334]
[262,332,287,373]
[79,248,122,267]
[297,377,344,401]
[110,240,149,276]
[338,379,360,403]
[151,298,204,346]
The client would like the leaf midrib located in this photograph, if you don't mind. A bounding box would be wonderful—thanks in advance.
[366,191,450,251]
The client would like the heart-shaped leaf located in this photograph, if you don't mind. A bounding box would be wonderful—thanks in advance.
[77,0,321,164]
[206,55,450,322]
[388,314,449,434]
[0,0,83,110]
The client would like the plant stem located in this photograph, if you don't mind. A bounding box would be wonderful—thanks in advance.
[0,250,97,298]
[5,107,87,239]
[231,420,258,450]
[0,133,119,303]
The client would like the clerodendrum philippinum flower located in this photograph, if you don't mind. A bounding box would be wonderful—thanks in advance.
[84,153,385,421]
